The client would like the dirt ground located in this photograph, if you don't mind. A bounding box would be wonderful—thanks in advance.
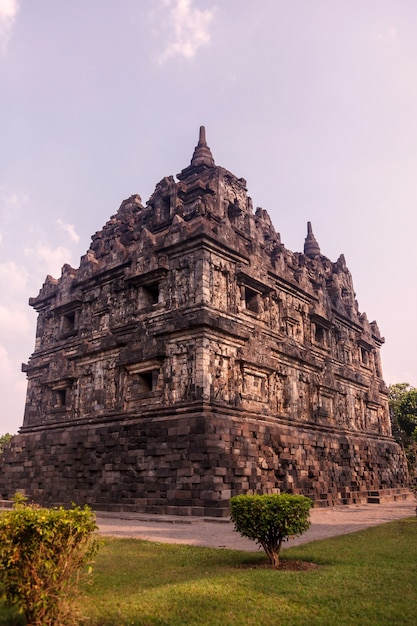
[96,499,416,551]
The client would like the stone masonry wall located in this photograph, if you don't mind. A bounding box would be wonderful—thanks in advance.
[0,411,407,516]
[0,127,409,514]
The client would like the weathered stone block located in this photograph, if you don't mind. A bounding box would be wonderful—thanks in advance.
[0,127,409,515]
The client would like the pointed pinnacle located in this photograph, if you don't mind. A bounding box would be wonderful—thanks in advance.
[198,125,207,146]
[190,125,215,168]
[304,221,321,258]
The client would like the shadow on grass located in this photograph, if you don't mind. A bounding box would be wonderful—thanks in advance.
[2,519,416,626]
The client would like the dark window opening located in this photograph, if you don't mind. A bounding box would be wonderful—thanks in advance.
[315,325,326,344]
[139,371,154,391]
[54,389,66,408]
[245,287,259,313]
[61,312,76,335]
[143,283,159,306]
[360,347,369,366]
[131,370,157,396]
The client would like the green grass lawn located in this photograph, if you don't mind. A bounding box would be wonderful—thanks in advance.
[1,518,416,625]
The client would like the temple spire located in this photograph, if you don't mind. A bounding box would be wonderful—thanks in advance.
[190,125,215,168]
[304,221,321,258]
[198,125,207,146]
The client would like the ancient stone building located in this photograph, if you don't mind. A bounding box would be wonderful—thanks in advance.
[0,127,409,515]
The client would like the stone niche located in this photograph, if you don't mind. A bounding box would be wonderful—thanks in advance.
[0,127,409,516]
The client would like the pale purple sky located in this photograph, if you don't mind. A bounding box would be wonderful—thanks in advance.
[1,0,417,433]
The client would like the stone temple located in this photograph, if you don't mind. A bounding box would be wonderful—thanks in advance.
[0,127,409,516]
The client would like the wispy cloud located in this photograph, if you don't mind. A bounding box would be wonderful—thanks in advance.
[0,343,18,384]
[0,187,29,242]
[0,0,19,54]
[0,342,28,430]
[377,26,398,43]
[156,0,216,64]
[0,260,33,425]
[0,187,29,217]
[22,217,80,279]
[24,242,72,279]
[0,305,31,337]
[0,261,28,295]
[57,218,80,244]
[0,188,28,207]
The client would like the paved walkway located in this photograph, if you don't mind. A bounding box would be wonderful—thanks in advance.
[96,500,416,552]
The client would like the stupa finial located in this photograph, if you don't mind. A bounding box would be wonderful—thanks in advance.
[198,125,207,146]
[304,221,321,258]
[190,125,215,168]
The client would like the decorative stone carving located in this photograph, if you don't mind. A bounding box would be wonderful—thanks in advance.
[0,127,409,516]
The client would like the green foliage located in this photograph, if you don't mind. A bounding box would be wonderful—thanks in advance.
[0,501,99,626]
[398,388,417,437]
[389,383,417,476]
[0,433,12,454]
[230,494,312,567]
[23,518,414,626]
[12,492,28,505]
[388,382,413,406]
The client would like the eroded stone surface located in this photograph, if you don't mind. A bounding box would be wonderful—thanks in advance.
[0,127,408,515]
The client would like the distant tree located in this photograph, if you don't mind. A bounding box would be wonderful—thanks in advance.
[389,384,417,477]
[389,382,413,413]
[398,389,417,438]
[0,433,12,454]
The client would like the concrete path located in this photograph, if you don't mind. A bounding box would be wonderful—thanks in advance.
[96,500,416,552]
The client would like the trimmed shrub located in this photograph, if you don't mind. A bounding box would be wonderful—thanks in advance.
[0,500,99,625]
[230,494,313,567]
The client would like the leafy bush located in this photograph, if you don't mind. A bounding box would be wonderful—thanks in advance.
[0,501,99,625]
[230,494,312,567]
